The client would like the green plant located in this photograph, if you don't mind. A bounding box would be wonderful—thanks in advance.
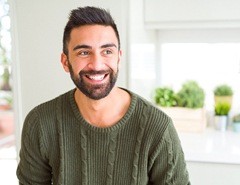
[154,87,177,107]
[176,80,205,109]
[214,84,233,96]
[214,102,231,115]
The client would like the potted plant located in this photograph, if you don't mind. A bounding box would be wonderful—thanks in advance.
[231,113,240,132]
[0,66,11,91]
[176,80,205,109]
[155,80,206,132]
[214,84,233,106]
[214,102,231,131]
[154,87,177,107]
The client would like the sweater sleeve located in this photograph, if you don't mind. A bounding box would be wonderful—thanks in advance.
[148,122,190,185]
[16,108,52,185]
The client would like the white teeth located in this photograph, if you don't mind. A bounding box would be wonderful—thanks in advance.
[88,75,105,80]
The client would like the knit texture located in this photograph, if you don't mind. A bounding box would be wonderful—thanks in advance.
[17,89,190,185]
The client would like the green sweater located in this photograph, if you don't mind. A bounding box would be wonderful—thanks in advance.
[17,89,190,185]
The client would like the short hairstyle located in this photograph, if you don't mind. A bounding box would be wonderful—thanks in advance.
[63,6,120,55]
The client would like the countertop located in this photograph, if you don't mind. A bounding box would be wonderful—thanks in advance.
[178,128,240,164]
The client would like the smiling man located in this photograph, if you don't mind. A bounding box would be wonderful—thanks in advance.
[17,6,190,185]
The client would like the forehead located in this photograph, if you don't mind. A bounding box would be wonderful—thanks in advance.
[69,25,118,48]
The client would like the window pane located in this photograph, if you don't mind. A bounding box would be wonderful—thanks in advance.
[161,43,240,111]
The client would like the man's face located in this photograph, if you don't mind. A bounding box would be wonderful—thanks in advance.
[61,25,122,100]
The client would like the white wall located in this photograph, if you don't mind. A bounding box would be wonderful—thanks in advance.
[128,0,157,99]
[144,0,240,29]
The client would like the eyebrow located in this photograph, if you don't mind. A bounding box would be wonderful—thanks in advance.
[101,43,117,49]
[73,44,91,51]
[73,43,117,51]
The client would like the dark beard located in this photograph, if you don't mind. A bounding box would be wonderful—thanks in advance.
[68,63,118,100]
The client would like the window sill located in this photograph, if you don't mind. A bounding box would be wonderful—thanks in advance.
[178,128,240,164]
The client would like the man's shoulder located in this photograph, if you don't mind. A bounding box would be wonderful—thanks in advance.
[37,90,72,111]
[132,91,171,121]
[130,91,176,148]
[128,91,172,132]
[26,89,74,120]
[22,89,74,133]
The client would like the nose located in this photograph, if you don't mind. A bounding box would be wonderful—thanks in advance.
[87,53,104,70]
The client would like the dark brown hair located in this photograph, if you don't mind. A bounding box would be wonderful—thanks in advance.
[63,6,120,55]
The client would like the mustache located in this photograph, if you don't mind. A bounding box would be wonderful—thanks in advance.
[79,69,112,76]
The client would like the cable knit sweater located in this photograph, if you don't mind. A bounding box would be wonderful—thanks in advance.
[17,89,190,185]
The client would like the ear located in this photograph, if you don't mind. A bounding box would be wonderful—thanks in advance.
[61,53,70,72]
[118,50,122,64]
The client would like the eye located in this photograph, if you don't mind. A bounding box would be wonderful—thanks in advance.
[102,49,113,55]
[78,50,90,56]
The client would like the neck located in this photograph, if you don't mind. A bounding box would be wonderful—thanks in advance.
[75,87,118,110]
[74,87,131,127]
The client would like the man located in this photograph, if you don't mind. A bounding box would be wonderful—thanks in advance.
[17,6,190,184]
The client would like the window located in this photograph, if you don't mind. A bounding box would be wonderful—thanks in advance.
[160,43,240,112]
[0,0,12,109]
[130,29,240,114]
[129,29,240,164]
[0,1,17,184]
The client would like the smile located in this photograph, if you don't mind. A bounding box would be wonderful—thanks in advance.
[86,74,105,80]
[85,73,108,82]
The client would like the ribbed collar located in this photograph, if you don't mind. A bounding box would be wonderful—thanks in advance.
[69,88,138,133]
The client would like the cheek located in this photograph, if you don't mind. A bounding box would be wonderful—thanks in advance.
[107,56,120,68]
[105,63,118,72]
[113,58,120,70]
[70,62,86,74]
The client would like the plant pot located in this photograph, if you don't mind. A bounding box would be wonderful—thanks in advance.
[159,107,207,132]
[214,96,232,106]
[214,115,228,131]
[232,122,240,133]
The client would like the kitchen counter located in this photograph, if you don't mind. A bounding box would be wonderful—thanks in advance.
[178,128,240,164]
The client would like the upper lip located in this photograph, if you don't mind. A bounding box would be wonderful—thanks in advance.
[80,70,110,77]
